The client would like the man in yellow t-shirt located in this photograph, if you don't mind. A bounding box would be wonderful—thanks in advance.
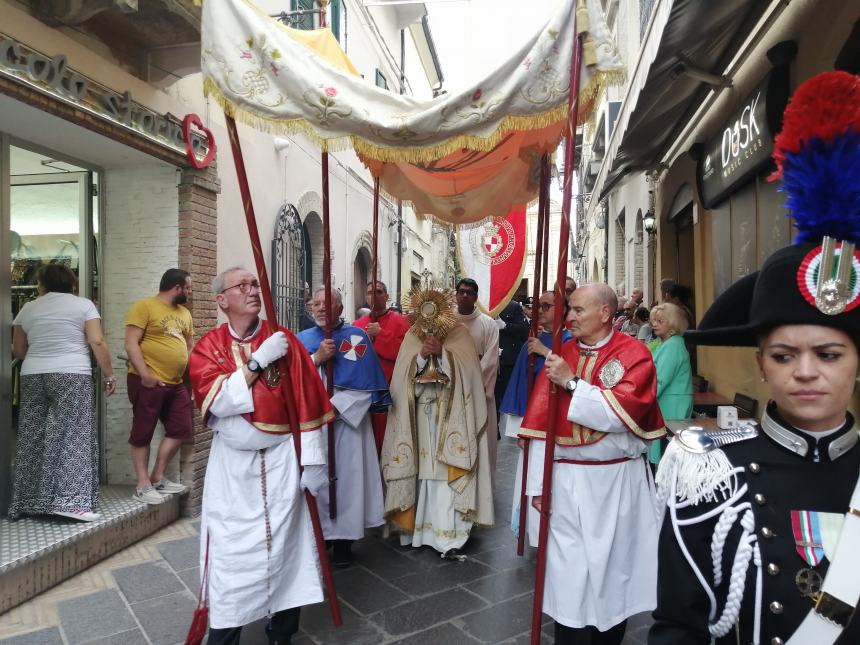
[124,268,194,505]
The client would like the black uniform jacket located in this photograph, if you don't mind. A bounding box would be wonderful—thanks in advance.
[649,405,860,645]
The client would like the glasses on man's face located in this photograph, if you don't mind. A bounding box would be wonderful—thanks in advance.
[538,302,553,311]
[221,280,261,295]
[456,289,477,297]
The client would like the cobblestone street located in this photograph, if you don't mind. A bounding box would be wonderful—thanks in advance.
[0,438,652,644]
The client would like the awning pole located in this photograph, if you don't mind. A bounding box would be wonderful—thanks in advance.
[321,151,337,520]
[224,115,342,626]
[530,30,584,645]
[517,152,550,557]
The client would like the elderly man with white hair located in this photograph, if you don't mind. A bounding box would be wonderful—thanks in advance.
[296,287,389,568]
[189,267,334,645]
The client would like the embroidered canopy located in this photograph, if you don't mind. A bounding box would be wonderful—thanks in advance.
[201,0,624,223]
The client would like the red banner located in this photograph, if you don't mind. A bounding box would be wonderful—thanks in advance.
[456,206,528,317]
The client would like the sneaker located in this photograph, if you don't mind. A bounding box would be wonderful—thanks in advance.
[153,478,188,495]
[54,510,101,522]
[134,485,166,505]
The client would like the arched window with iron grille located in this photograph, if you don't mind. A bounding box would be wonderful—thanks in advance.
[271,203,306,331]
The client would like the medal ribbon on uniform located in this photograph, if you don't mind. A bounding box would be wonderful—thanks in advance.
[791,509,825,566]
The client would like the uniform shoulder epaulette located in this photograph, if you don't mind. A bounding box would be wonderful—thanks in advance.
[656,422,758,507]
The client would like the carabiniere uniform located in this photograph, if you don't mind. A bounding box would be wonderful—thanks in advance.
[649,71,860,645]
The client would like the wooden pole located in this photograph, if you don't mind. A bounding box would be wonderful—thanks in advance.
[540,186,550,292]
[516,153,550,557]
[370,178,380,323]
[530,31,584,645]
[224,116,342,626]
[321,152,337,520]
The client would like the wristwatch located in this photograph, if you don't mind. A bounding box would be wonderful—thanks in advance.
[246,358,264,374]
[565,376,579,393]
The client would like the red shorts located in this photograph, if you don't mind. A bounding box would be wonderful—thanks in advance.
[127,373,193,447]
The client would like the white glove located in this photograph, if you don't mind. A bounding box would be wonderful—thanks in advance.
[495,317,507,330]
[300,464,329,496]
[251,331,288,368]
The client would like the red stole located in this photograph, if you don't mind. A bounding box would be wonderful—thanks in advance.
[520,331,665,446]
[190,323,333,434]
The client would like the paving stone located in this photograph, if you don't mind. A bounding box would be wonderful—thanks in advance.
[460,593,535,643]
[157,535,200,572]
[388,622,481,644]
[390,558,495,596]
[470,545,535,571]
[350,538,432,580]
[331,565,409,615]
[299,602,384,645]
[57,589,137,644]
[375,588,487,636]
[130,590,197,645]
[83,628,148,645]
[177,566,201,595]
[0,627,63,645]
[112,561,184,603]
[464,566,536,603]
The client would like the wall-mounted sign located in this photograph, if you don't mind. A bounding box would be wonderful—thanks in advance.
[696,68,790,209]
[0,35,211,163]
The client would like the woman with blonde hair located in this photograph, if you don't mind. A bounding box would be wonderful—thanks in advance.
[648,302,692,465]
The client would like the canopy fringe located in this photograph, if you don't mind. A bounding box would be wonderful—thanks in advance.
[205,77,616,165]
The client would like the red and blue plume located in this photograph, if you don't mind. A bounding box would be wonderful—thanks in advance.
[771,71,860,244]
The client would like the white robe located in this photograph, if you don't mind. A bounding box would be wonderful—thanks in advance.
[455,308,500,471]
[525,334,659,630]
[501,414,539,548]
[315,387,385,540]
[200,369,325,629]
[400,353,473,553]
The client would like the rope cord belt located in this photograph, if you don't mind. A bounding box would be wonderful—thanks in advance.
[556,456,634,466]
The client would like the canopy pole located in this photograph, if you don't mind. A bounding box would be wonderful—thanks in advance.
[224,115,342,626]
[540,189,550,291]
[321,151,337,520]
[516,152,550,557]
[530,31,584,645]
[370,177,380,323]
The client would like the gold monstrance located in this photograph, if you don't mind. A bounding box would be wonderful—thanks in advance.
[403,281,457,385]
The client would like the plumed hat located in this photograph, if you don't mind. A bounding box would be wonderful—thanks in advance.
[687,71,860,347]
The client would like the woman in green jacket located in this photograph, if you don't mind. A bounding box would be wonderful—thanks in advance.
[648,302,692,464]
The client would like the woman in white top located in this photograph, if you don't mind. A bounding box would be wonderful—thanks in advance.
[9,264,115,522]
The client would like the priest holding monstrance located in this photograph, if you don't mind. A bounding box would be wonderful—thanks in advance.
[381,285,494,558]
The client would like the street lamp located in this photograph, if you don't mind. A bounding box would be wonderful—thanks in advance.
[643,210,657,236]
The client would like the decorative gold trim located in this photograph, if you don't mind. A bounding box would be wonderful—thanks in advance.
[602,390,666,440]
[252,409,335,435]
[200,374,229,419]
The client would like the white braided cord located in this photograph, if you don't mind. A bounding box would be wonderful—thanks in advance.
[708,510,757,638]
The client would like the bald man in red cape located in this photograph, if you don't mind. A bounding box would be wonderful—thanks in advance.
[189,267,333,644]
[520,283,665,645]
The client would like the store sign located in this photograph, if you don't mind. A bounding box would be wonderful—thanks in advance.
[696,70,789,209]
[0,35,210,162]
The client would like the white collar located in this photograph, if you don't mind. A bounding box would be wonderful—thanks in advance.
[228,318,263,341]
[457,308,481,321]
[577,329,613,349]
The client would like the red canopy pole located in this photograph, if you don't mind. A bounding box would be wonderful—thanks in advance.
[224,116,342,626]
[516,153,550,557]
[321,152,337,520]
[370,177,380,323]
[530,31,584,645]
[540,192,550,291]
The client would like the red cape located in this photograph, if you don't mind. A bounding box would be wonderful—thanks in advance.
[520,331,665,446]
[353,309,412,382]
[190,323,334,434]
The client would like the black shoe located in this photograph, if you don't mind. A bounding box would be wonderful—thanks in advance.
[442,547,466,561]
[332,539,353,568]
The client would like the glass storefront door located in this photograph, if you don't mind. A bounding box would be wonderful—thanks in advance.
[0,141,100,515]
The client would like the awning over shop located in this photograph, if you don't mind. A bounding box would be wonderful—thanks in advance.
[200,0,625,223]
[598,0,773,199]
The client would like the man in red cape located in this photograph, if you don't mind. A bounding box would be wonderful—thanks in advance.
[520,283,665,645]
[353,280,411,454]
[189,267,333,645]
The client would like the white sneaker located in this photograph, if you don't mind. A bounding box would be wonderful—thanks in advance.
[134,485,165,505]
[153,478,188,495]
[55,510,101,522]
